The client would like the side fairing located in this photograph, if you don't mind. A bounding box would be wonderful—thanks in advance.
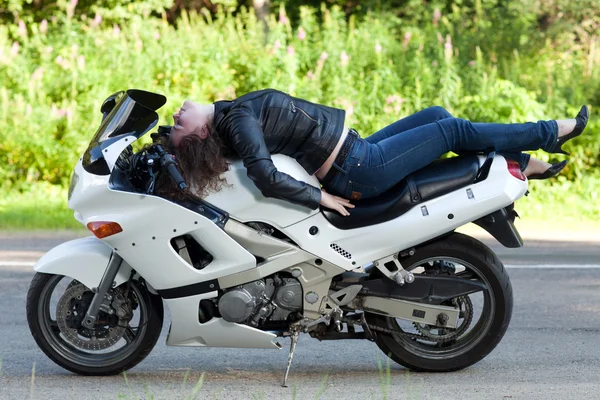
[281,156,528,269]
[68,160,257,291]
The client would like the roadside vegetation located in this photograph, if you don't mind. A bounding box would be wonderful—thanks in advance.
[0,0,598,229]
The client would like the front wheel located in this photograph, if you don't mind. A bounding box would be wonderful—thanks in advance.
[26,272,163,375]
[366,233,513,372]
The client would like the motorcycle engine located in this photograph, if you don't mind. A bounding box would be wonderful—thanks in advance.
[218,275,302,327]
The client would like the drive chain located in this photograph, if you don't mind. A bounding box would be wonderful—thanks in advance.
[365,322,462,343]
[366,323,425,341]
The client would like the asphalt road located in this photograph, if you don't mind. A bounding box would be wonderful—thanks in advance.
[0,232,599,400]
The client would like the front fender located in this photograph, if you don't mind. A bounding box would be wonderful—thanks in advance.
[34,236,132,289]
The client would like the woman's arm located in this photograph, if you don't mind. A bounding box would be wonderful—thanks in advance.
[219,107,322,209]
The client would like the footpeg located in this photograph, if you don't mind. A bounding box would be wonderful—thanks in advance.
[393,269,415,285]
[374,255,414,286]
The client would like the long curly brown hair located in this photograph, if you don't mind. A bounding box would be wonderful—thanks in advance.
[155,128,230,201]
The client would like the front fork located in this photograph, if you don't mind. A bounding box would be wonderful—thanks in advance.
[81,252,123,329]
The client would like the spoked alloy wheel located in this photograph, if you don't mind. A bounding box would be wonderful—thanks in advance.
[366,233,513,372]
[26,273,163,375]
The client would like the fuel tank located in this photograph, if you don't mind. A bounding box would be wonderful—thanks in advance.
[203,155,320,227]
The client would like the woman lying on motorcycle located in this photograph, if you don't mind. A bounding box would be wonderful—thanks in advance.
[165,88,588,216]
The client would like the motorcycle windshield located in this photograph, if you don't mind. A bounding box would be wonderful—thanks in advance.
[82,89,167,175]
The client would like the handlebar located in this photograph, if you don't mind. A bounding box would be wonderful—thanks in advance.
[167,162,188,190]
[155,144,188,190]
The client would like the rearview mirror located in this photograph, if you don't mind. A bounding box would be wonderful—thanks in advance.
[100,91,124,121]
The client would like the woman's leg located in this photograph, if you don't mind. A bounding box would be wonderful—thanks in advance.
[497,151,531,171]
[434,118,558,153]
[353,117,558,196]
[523,157,553,177]
[368,107,533,171]
[366,106,453,144]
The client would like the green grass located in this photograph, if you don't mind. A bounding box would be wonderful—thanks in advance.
[516,176,600,224]
[0,183,83,230]
[30,362,36,400]
[1,177,598,231]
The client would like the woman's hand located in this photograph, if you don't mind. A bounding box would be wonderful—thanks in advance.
[320,189,355,216]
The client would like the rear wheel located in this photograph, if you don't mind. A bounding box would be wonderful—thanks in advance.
[26,272,163,375]
[366,233,513,372]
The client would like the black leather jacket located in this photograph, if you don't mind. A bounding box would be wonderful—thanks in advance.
[213,89,346,209]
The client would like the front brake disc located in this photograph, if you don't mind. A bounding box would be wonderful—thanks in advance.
[56,284,127,351]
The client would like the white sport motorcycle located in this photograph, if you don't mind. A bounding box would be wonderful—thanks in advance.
[27,90,527,386]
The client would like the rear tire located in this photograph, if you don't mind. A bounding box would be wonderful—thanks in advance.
[367,233,513,372]
[26,272,164,375]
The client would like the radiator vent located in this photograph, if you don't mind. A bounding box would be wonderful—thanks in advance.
[330,243,352,259]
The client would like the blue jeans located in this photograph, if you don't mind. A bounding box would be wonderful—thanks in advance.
[324,106,558,200]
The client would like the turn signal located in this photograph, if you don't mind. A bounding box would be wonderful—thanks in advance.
[87,221,123,238]
[506,160,526,181]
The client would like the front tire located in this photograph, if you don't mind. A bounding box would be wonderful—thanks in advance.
[367,233,513,372]
[26,273,164,375]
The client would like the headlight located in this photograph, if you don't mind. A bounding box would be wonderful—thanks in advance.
[68,171,79,200]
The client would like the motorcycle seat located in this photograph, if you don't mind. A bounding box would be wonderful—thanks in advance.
[321,155,480,230]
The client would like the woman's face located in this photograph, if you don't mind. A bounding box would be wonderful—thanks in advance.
[170,100,213,148]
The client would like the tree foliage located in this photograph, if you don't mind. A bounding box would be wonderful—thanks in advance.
[0,1,598,221]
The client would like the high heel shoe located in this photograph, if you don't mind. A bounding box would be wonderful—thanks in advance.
[527,160,568,180]
[550,105,589,155]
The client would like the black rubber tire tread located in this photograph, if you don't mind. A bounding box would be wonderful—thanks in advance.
[26,272,164,375]
[367,232,513,372]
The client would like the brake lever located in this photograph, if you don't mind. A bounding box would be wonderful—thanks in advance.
[145,167,157,194]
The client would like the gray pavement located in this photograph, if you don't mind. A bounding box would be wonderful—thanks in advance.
[0,233,599,399]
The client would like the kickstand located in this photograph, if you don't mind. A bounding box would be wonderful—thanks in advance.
[281,329,300,387]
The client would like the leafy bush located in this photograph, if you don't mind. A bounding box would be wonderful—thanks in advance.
[0,3,598,225]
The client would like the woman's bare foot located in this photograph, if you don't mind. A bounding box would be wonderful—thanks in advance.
[523,157,552,177]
